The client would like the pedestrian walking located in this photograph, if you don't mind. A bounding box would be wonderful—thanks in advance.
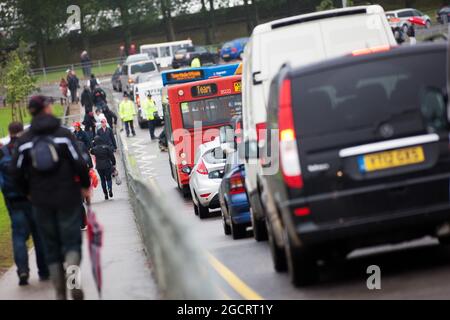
[80,51,92,79]
[191,57,201,68]
[103,106,118,130]
[91,136,116,200]
[12,96,91,300]
[82,111,97,140]
[67,70,80,104]
[0,122,49,286]
[141,91,158,140]
[92,85,107,110]
[59,78,68,99]
[87,74,100,92]
[96,119,117,151]
[73,122,92,150]
[119,92,136,137]
[81,85,93,113]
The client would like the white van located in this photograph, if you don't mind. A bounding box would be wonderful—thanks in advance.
[140,40,193,68]
[242,5,397,241]
[134,78,164,128]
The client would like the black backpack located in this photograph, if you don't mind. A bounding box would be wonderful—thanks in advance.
[0,146,23,199]
[30,136,60,172]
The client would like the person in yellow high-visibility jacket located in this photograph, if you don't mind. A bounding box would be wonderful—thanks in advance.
[190,57,201,68]
[119,92,137,137]
[141,91,158,140]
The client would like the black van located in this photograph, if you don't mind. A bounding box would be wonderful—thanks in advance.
[261,43,450,286]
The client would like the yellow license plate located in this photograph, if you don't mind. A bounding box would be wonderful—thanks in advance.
[359,146,425,172]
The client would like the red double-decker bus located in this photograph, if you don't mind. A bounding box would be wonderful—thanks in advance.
[165,75,242,195]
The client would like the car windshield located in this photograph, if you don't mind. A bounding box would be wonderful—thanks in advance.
[292,51,447,138]
[180,94,242,129]
[131,62,156,74]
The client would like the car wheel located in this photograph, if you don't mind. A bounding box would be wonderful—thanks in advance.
[267,218,287,272]
[193,200,199,216]
[426,20,431,28]
[284,227,319,287]
[222,215,231,235]
[251,207,268,241]
[197,198,209,219]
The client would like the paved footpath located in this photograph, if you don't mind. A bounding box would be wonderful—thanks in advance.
[0,151,159,300]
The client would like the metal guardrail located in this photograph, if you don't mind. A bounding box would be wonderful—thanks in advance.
[416,24,449,41]
[115,112,222,299]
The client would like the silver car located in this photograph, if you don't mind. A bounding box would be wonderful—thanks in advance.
[189,140,226,219]
[119,59,159,95]
[386,8,431,32]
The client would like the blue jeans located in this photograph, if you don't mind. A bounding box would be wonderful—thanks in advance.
[33,205,82,265]
[6,200,49,277]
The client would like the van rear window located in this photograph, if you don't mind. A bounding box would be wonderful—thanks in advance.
[131,62,156,74]
[292,51,447,138]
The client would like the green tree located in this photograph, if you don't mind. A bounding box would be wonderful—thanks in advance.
[1,46,37,122]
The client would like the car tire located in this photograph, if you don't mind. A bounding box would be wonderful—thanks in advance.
[197,198,209,219]
[284,227,319,287]
[193,200,199,216]
[251,207,268,242]
[267,218,287,272]
[426,20,432,28]
[222,215,231,235]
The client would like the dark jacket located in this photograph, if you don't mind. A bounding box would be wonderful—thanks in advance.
[75,129,91,150]
[67,75,80,91]
[12,114,90,208]
[104,107,118,128]
[0,137,27,202]
[82,113,96,133]
[91,138,116,171]
[81,89,93,112]
[96,127,116,150]
[76,140,93,169]
[92,88,107,107]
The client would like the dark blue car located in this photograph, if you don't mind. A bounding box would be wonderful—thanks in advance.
[219,151,251,239]
[220,38,249,62]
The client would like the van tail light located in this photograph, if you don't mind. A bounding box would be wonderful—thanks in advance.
[128,78,134,84]
[230,172,245,195]
[196,159,208,175]
[278,78,303,189]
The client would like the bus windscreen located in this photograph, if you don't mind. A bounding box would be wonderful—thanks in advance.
[180,94,242,129]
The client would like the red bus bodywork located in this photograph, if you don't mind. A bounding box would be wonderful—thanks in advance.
[167,75,242,189]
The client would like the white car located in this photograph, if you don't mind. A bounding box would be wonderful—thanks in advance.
[386,8,432,31]
[188,140,226,219]
[242,5,397,241]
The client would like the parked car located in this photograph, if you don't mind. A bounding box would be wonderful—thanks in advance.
[124,53,152,65]
[188,139,227,219]
[437,6,450,24]
[120,59,159,96]
[261,43,450,287]
[111,67,122,92]
[386,8,431,31]
[242,5,397,243]
[219,150,251,240]
[220,38,249,61]
[172,46,218,69]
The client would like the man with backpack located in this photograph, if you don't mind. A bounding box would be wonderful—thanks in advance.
[92,84,107,109]
[12,96,91,300]
[91,136,116,200]
[0,122,49,286]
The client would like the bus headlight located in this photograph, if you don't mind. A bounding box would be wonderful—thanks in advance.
[180,153,186,159]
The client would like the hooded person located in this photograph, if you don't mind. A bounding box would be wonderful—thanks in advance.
[91,136,116,200]
[96,118,117,151]
[12,95,90,300]
[80,85,93,113]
